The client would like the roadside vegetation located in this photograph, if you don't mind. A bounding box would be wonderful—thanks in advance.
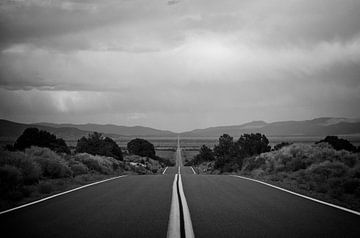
[191,134,360,211]
[0,129,173,211]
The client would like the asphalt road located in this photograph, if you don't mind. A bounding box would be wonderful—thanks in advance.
[0,175,174,238]
[1,147,359,238]
[182,175,360,237]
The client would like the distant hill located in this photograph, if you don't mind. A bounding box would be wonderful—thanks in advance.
[34,122,176,137]
[0,119,93,141]
[180,118,360,137]
[1,117,360,142]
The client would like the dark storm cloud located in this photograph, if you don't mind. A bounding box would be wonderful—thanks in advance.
[0,0,359,130]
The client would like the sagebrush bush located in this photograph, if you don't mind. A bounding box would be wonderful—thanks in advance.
[38,182,53,194]
[0,149,41,184]
[242,142,360,208]
[26,147,72,178]
[0,165,23,190]
[74,153,121,175]
[69,162,89,176]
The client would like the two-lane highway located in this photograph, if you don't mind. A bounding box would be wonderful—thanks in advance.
[1,139,360,237]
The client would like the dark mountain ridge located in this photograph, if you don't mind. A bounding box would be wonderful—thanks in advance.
[1,117,360,142]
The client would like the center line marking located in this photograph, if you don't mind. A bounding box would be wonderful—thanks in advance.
[178,174,195,238]
[167,174,195,238]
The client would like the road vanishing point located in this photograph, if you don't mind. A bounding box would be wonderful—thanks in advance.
[1,138,360,238]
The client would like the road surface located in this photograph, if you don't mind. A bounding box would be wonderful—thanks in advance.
[1,141,359,237]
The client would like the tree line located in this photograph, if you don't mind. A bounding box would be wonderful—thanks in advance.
[5,128,164,162]
[189,133,360,173]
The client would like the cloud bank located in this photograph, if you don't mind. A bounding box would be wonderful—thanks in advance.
[0,0,359,131]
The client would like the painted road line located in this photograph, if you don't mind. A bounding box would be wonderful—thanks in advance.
[0,175,127,215]
[163,167,168,175]
[231,175,360,216]
[178,165,181,174]
[167,174,181,238]
[178,174,195,238]
[190,167,196,174]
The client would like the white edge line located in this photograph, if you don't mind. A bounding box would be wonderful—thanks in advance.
[178,165,181,174]
[163,167,168,175]
[231,175,360,216]
[190,167,196,174]
[178,174,195,238]
[167,174,180,238]
[0,175,127,215]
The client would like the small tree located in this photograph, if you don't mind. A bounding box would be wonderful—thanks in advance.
[213,134,235,157]
[236,133,271,157]
[13,128,70,154]
[191,145,215,165]
[316,136,357,152]
[213,133,270,171]
[76,132,123,160]
[127,138,156,159]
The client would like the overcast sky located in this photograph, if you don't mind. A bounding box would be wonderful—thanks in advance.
[0,0,359,132]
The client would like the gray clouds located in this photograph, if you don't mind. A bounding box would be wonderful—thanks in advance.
[0,0,360,131]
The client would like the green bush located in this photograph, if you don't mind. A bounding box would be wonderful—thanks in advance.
[0,149,41,184]
[38,182,53,194]
[190,145,215,166]
[316,136,357,152]
[26,147,72,178]
[307,161,348,182]
[76,132,123,160]
[0,165,23,190]
[74,153,121,175]
[69,162,89,176]
[242,142,360,208]
[127,138,156,159]
[13,128,70,154]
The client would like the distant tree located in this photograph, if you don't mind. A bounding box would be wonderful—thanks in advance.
[76,132,123,160]
[316,136,357,152]
[127,138,156,159]
[273,142,292,151]
[13,128,70,154]
[213,133,270,171]
[236,133,271,157]
[213,134,235,157]
[213,134,238,170]
[190,145,215,165]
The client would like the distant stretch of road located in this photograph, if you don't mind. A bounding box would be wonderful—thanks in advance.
[1,139,359,237]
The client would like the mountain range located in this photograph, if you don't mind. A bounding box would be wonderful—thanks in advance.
[1,117,360,141]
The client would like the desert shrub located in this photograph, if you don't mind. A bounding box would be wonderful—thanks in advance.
[0,165,23,190]
[76,132,123,160]
[74,153,102,172]
[343,179,360,194]
[38,182,53,194]
[307,161,348,180]
[0,149,41,184]
[13,128,70,154]
[74,153,120,175]
[26,147,72,178]
[242,156,266,171]
[127,138,156,159]
[69,162,89,176]
[243,143,360,202]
